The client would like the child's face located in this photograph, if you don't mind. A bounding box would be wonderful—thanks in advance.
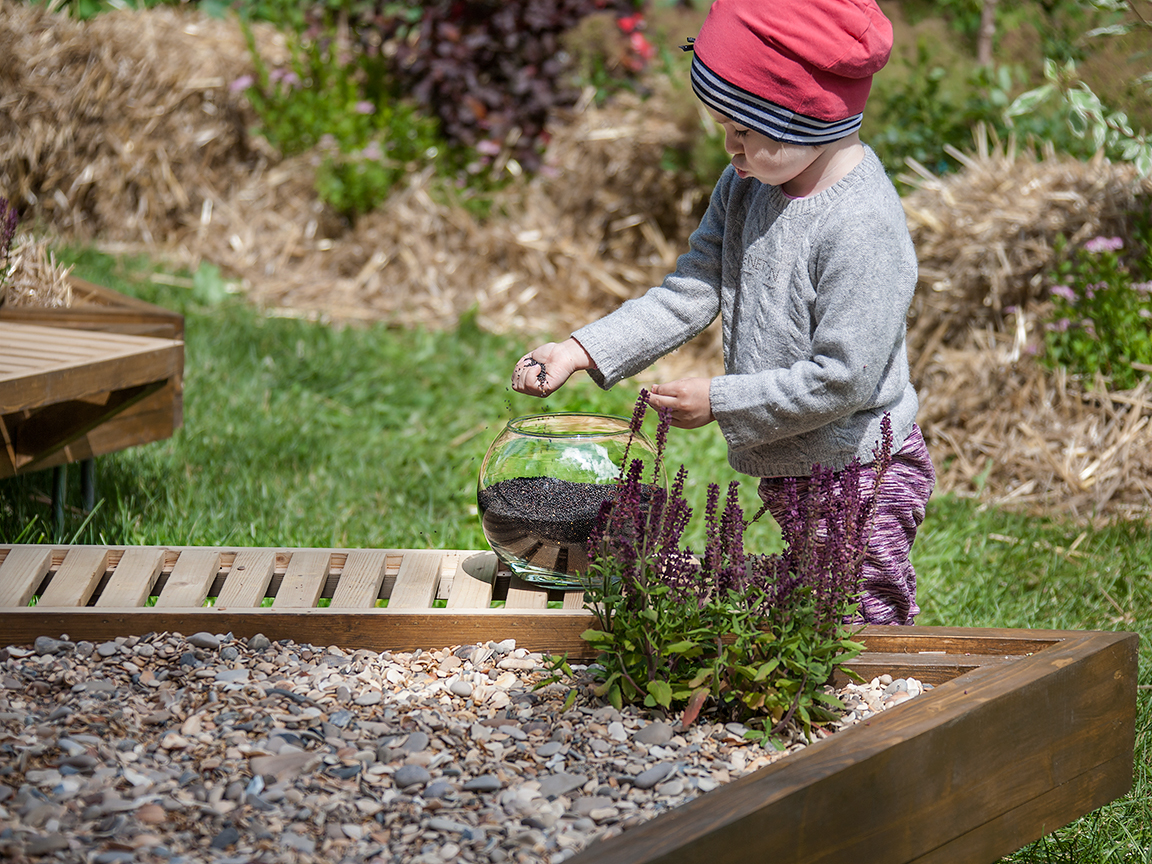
[705,107,826,193]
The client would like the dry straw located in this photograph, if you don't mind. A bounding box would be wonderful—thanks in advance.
[2,5,1150,519]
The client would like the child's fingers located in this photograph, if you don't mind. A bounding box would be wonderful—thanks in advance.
[512,354,551,396]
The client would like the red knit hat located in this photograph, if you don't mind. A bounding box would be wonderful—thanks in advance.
[688,0,893,145]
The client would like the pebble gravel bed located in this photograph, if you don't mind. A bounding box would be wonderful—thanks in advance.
[0,631,928,863]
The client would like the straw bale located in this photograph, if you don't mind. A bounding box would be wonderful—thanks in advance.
[0,0,284,243]
[0,234,73,308]
[900,126,1152,354]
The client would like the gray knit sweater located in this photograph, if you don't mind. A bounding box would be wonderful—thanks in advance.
[573,147,920,477]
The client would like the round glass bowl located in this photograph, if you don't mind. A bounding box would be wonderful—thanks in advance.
[477,413,664,589]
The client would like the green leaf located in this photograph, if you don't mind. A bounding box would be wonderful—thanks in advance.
[580,629,614,644]
[1004,84,1054,119]
[646,679,673,708]
[608,684,623,712]
[665,640,699,654]
[813,692,846,709]
[754,658,780,681]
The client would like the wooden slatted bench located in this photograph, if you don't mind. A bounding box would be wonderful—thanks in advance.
[0,543,1138,864]
[0,278,185,522]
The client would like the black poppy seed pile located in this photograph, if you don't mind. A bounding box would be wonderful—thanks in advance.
[478,476,617,548]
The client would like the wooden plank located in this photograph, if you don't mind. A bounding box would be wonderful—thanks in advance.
[0,276,185,340]
[911,753,1134,863]
[505,574,550,609]
[0,606,597,654]
[0,323,181,413]
[849,627,1063,657]
[566,629,1138,864]
[388,550,444,609]
[562,590,587,610]
[36,546,110,607]
[447,551,498,609]
[272,549,332,608]
[9,381,166,471]
[0,382,181,479]
[154,549,222,608]
[0,546,53,607]
[95,547,165,608]
[215,548,277,608]
[329,549,389,608]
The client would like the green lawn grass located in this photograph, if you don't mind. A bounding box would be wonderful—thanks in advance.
[1,248,1148,862]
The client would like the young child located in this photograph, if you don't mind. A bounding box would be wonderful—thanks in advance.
[510,0,935,626]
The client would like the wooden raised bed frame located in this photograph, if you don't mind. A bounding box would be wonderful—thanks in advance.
[0,544,1138,864]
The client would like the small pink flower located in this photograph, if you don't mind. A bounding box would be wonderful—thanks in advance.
[1050,284,1077,302]
[360,141,384,161]
[476,139,502,156]
[1132,281,1152,294]
[1084,236,1123,254]
[355,101,376,115]
[229,74,254,93]
[617,14,641,34]
[630,32,656,61]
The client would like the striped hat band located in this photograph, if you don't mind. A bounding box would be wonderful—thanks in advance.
[690,55,863,146]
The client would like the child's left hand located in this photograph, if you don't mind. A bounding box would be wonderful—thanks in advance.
[648,378,715,428]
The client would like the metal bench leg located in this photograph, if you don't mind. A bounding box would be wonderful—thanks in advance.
[52,465,66,536]
[81,458,96,512]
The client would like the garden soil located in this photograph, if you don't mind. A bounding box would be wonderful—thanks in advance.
[3,2,1151,522]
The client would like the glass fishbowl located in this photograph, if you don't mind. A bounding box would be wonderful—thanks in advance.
[477,413,664,589]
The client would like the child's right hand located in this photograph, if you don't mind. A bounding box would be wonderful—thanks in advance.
[511,338,595,397]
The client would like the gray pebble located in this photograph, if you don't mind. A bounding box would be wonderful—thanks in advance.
[462,774,503,792]
[632,762,676,790]
[282,832,315,854]
[428,817,471,834]
[188,632,220,650]
[535,741,563,758]
[247,634,272,651]
[24,833,70,855]
[392,764,431,789]
[570,795,613,817]
[449,680,473,697]
[424,780,456,799]
[634,722,674,746]
[34,636,75,656]
[96,641,120,657]
[537,772,588,799]
[219,646,239,662]
[401,730,429,752]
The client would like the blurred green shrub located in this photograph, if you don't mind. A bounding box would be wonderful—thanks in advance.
[1039,214,1152,391]
[867,44,1097,179]
[237,22,451,218]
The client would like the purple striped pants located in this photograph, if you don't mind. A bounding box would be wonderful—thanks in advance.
[756,424,936,626]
